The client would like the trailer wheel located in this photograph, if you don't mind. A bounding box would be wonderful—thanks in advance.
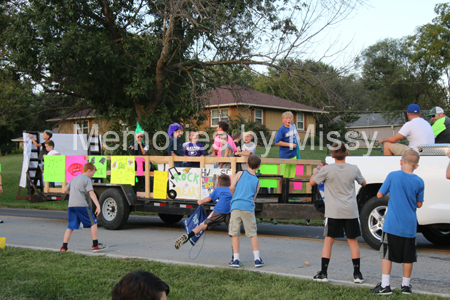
[421,227,450,246]
[98,189,130,230]
[360,196,388,250]
[158,214,183,224]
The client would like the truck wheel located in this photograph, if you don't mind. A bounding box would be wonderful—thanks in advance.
[421,227,450,246]
[158,214,183,224]
[98,189,130,230]
[360,196,388,250]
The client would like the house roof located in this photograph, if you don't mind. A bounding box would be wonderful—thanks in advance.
[205,85,326,113]
[46,109,95,122]
[345,113,405,128]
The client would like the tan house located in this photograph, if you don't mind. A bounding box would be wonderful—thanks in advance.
[201,85,326,140]
[48,86,326,141]
[46,109,112,134]
[345,113,404,148]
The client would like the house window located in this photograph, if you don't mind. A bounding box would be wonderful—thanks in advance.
[254,109,263,124]
[297,113,305,130]
[75,120,89,134]
[211,109,229,126]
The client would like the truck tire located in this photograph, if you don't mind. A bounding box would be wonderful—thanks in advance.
[421,227,450,246]
[98,189,130,230]
[360,196,388,250]
[158,214,183,224]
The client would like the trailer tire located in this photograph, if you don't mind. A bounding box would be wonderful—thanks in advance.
[158,214,183,224]
[421,226,450,246]
[98,189,130,230]
[360,196,388,250]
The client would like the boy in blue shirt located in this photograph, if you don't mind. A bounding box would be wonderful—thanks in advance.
[275,111,299,193]
[228,154,262,268]
[371,150,424,295]
[174,174,232,249]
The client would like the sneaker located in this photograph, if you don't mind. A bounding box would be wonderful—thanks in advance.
[92,243,108,252]
[370,283,392,295]
[60,247,67,252]
[353,271,364,284]
[174,234,189,249]
[270,219,277,225]
[255,258,264,268]
[313,271,328,282]
[401,285,412,295]
[229,259,240,268]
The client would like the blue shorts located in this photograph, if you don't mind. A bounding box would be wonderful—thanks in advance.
[68,207,97,230]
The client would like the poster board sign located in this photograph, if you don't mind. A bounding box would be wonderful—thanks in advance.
[66,155,87,183]
[44,155,66,182]
[153,171,168,199]
[111,156,135,185]
[294,164,304,190]
[168,167,201,200]
[259,164,279,188]
[200,168,233,198]
[88,156,107,178]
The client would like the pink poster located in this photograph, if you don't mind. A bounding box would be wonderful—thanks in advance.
[293,164,304,190]
[135,157,145,176]
[66,155,87,183]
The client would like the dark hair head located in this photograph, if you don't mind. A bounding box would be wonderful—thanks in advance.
[331,142,347,160]
[112,270,169,300]
[247,154,261,169]
[402,149,420,166]
[83,162,97,173]
[217,121,229,132]
[44,130,53,139]
[47,141,55,148]
[232,131,241,140]
[218,174,231,187]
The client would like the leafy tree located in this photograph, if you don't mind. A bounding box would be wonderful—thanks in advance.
[356,38,447,122]
[410,3,450,89]
[2,0,364,137]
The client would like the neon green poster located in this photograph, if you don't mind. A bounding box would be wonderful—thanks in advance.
[44,155,66,182]
[88,156,107,178]
[110,156,135,185]
[259,164,278,188]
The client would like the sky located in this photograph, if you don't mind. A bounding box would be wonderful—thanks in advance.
[316,0,444,68]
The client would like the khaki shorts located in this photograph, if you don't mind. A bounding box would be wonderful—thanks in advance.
[390,143,411,155]
[228,210,257,237]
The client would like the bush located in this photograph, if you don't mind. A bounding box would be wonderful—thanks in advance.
[228,115,271,146]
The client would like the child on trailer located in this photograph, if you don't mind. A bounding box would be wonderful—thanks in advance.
[174,174,232,249]
[168,123,184,168]
[183,131,205,168]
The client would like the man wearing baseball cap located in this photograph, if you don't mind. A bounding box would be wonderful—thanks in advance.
[427,106,450,143]
[379,104,434,155]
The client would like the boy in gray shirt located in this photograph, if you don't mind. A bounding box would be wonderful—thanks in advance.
[60,163,107,252]
[310,142,366,283]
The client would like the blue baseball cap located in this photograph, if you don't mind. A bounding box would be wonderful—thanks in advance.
[407,104,420,113]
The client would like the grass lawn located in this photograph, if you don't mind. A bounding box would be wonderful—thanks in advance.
[0,247,443,300]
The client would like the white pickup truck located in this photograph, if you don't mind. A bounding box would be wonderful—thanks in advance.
[335,154,450,249]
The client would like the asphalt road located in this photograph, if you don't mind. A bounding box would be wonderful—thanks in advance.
[1,208,449,297]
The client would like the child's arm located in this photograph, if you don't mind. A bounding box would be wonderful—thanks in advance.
[377,191,384,198]
[417,201,423,208]
[28,134,43,147]
[252,182,261,202]
[230,171,243,195]
[361,180,367,187]
[274,141,297,148]
[197,196,212,205]
[224,147,231,158]
[89,190,101,216]
[309,167,320,186]
[446,151,450,179]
